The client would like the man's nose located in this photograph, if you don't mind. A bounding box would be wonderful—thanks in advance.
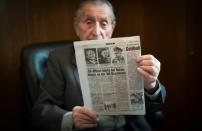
[92,22,103,39]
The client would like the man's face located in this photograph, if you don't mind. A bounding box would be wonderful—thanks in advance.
[114,50,122,58]
[75,3,115,40]
[101,49,109,57]
[86,50,96,60]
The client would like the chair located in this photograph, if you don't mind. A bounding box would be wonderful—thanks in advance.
[20,40,163,130]
[21,41,71,130]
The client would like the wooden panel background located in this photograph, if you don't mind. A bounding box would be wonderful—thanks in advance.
[0,0,201,130]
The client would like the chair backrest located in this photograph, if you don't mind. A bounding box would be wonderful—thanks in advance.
[21,40,72,112]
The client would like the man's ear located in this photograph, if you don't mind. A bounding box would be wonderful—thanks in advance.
[74,22,79,37]
[112,23,116,30]
[112,25,115,33]
[111,24,116,37]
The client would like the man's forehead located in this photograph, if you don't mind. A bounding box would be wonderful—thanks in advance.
[81,3,112,20]
[87,50,94,53]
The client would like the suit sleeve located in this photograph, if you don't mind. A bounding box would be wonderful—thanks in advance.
[145,80,166,113]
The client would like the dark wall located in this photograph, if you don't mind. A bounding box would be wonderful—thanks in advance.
[0,0,201,130]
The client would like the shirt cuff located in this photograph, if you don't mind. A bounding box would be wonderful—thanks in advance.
[61,112,73,131]
[145,81,161,101]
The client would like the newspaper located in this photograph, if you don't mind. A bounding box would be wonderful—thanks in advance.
[74,36,145,115]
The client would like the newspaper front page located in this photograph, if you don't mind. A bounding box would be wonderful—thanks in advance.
[74,36,145,115]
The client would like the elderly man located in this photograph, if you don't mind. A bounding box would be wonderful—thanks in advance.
[31,0,166,131]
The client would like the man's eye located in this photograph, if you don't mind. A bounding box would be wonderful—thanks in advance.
[101,22,108,28]
[86,20,93,25]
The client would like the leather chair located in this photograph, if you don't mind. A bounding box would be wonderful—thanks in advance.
[20,40,163,130]
[21,41,71,130]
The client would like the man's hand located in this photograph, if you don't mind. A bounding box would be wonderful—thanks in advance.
[72,106,98,129]
[135,54,161,90]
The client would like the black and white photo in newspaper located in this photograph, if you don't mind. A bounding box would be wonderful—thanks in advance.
[74,36,145,115]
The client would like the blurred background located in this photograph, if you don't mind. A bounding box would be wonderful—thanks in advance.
[0,0,201,130]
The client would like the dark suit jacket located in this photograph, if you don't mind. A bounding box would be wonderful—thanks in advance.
[31,44,166,131]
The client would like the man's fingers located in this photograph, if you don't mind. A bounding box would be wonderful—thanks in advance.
[73,106,96,116]
[73,112,97,129]
[136,55,161,72]
[136,54,161,89]
[137,67,157,81]
[73,106,96,120]
[138,66,158,76]
[73,110,95,122]
[137,60,154,66]
[72,106,98,129]
[80,107,97,120]
[136,54,154,62]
